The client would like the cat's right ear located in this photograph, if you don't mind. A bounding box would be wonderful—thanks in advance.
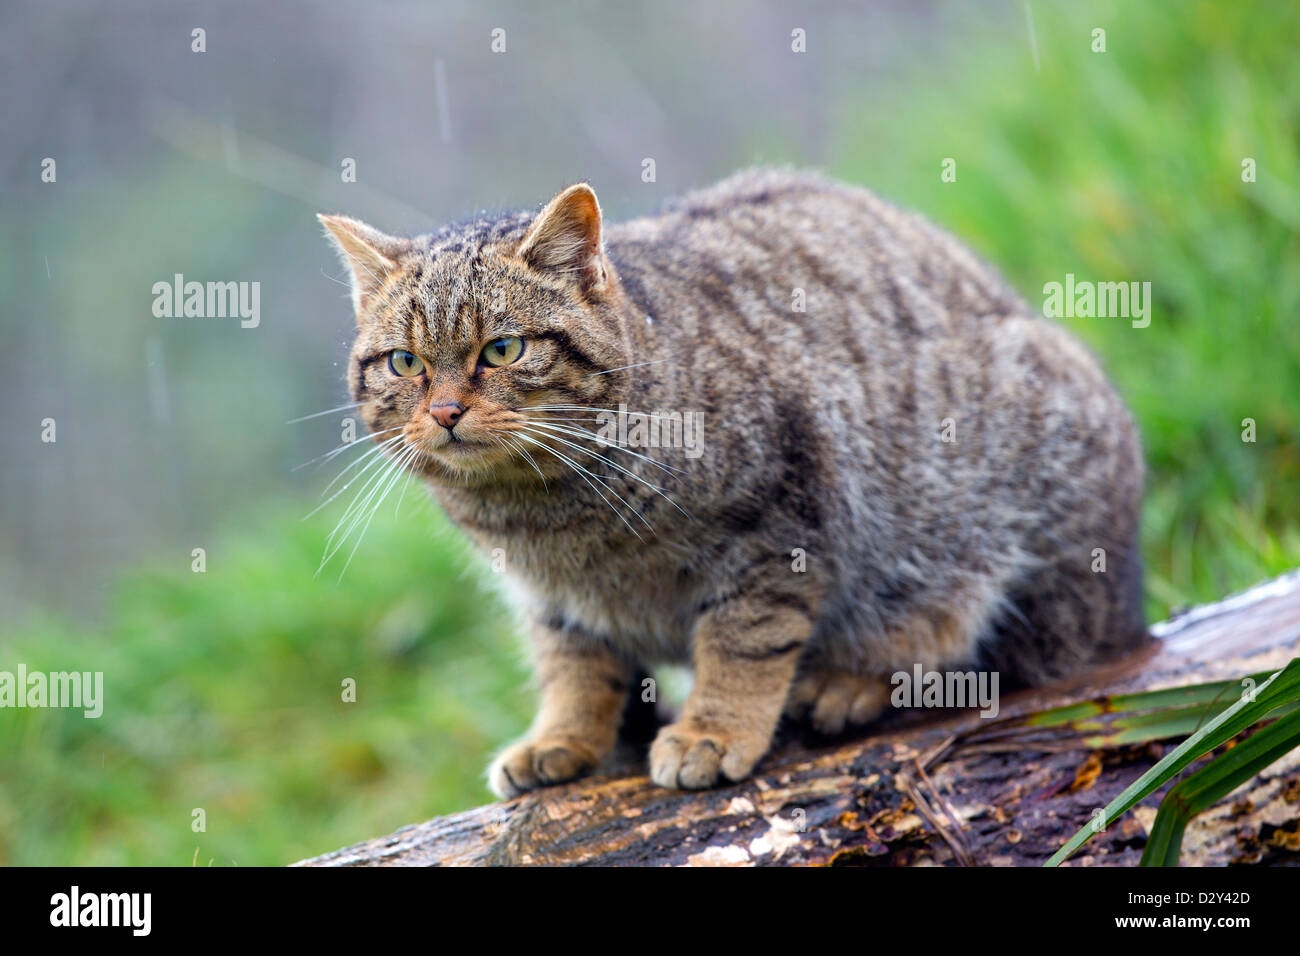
[318,214,409,320]
[517,184,608,292]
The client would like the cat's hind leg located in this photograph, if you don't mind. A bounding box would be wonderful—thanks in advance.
[784,669,891,734]
[787,602,987,734]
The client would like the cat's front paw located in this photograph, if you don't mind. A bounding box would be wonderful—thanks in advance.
[649,722,767,790]
[488,735,599,799]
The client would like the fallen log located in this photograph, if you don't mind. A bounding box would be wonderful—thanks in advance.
[296,570,1300,866]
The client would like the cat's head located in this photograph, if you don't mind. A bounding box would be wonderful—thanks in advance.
[319,184,629,485]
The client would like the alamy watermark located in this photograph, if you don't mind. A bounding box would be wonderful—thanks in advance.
[152,274,260,328]
[594,404,705,459]
[50,886,150,936]
[0,665,103,718]
[890,664,999,718]
[1042,273,1151,328]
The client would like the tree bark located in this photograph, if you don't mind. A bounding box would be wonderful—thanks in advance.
[296,571,1300,867]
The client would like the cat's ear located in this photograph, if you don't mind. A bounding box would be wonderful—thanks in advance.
[317,214,409,319]
[517,183,608,291]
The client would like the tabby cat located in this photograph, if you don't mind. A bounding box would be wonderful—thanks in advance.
[318,169,1146,797]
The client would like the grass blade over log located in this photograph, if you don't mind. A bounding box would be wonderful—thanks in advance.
[1044,658,1300,866]
[1139,706,1300,865]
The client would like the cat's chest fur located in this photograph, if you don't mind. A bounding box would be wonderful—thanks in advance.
[436,489,704,659]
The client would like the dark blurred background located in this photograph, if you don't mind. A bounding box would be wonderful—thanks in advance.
[1,0,1296,864]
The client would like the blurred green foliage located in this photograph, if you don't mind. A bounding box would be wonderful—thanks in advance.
[2,0,1297,864]
[0,502,531,865]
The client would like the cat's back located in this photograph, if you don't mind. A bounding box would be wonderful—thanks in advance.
[605,168,1026,339]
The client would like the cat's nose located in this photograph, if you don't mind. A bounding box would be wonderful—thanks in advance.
[429,400,465,430]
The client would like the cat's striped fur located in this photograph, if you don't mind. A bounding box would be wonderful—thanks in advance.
[319,169,1147,796]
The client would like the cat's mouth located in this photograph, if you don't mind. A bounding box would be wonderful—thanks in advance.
[407,422,484,453]
[440,436,487,451]
[418,431,508,475]
[401,420,533,480]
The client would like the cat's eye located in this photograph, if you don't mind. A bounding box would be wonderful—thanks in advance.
[479,336,525,368]
[388,350,425,377]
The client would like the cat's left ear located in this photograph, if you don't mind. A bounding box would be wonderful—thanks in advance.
[517,183,608,292]
[317,214,410,320]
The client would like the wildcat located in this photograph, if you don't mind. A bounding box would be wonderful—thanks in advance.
[318,169,1147,797]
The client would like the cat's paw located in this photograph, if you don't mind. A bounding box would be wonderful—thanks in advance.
[784,670,890,735]
[488,735,599,799]
[649,722,767,790]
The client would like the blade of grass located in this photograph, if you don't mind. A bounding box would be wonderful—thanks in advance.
[1083,699,1300,749]
[1020,674,1273,730]
[1140,707,1300,865]
[1045,659,1300,866]
[952,674,1280,756]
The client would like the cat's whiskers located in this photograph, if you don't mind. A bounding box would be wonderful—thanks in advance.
[305,432,408,520]
[495,433,549,488]
[321,439,424,576]
[393,443,428,519]
[334,442,425,581]
[528,404,686,423]
[586,359,669,377]
[512,433,650,540]
[518,416,685,478]
[319,461,398,567]
[294,424,403,473]
[304,440,406,526]
[515,423,663,488]
[516,424,689,521]
[286,401,373,425]
[317,438,413,556]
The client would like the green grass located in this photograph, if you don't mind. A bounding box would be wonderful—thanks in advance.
[2,0,1297,865]
[0,502,532,865]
